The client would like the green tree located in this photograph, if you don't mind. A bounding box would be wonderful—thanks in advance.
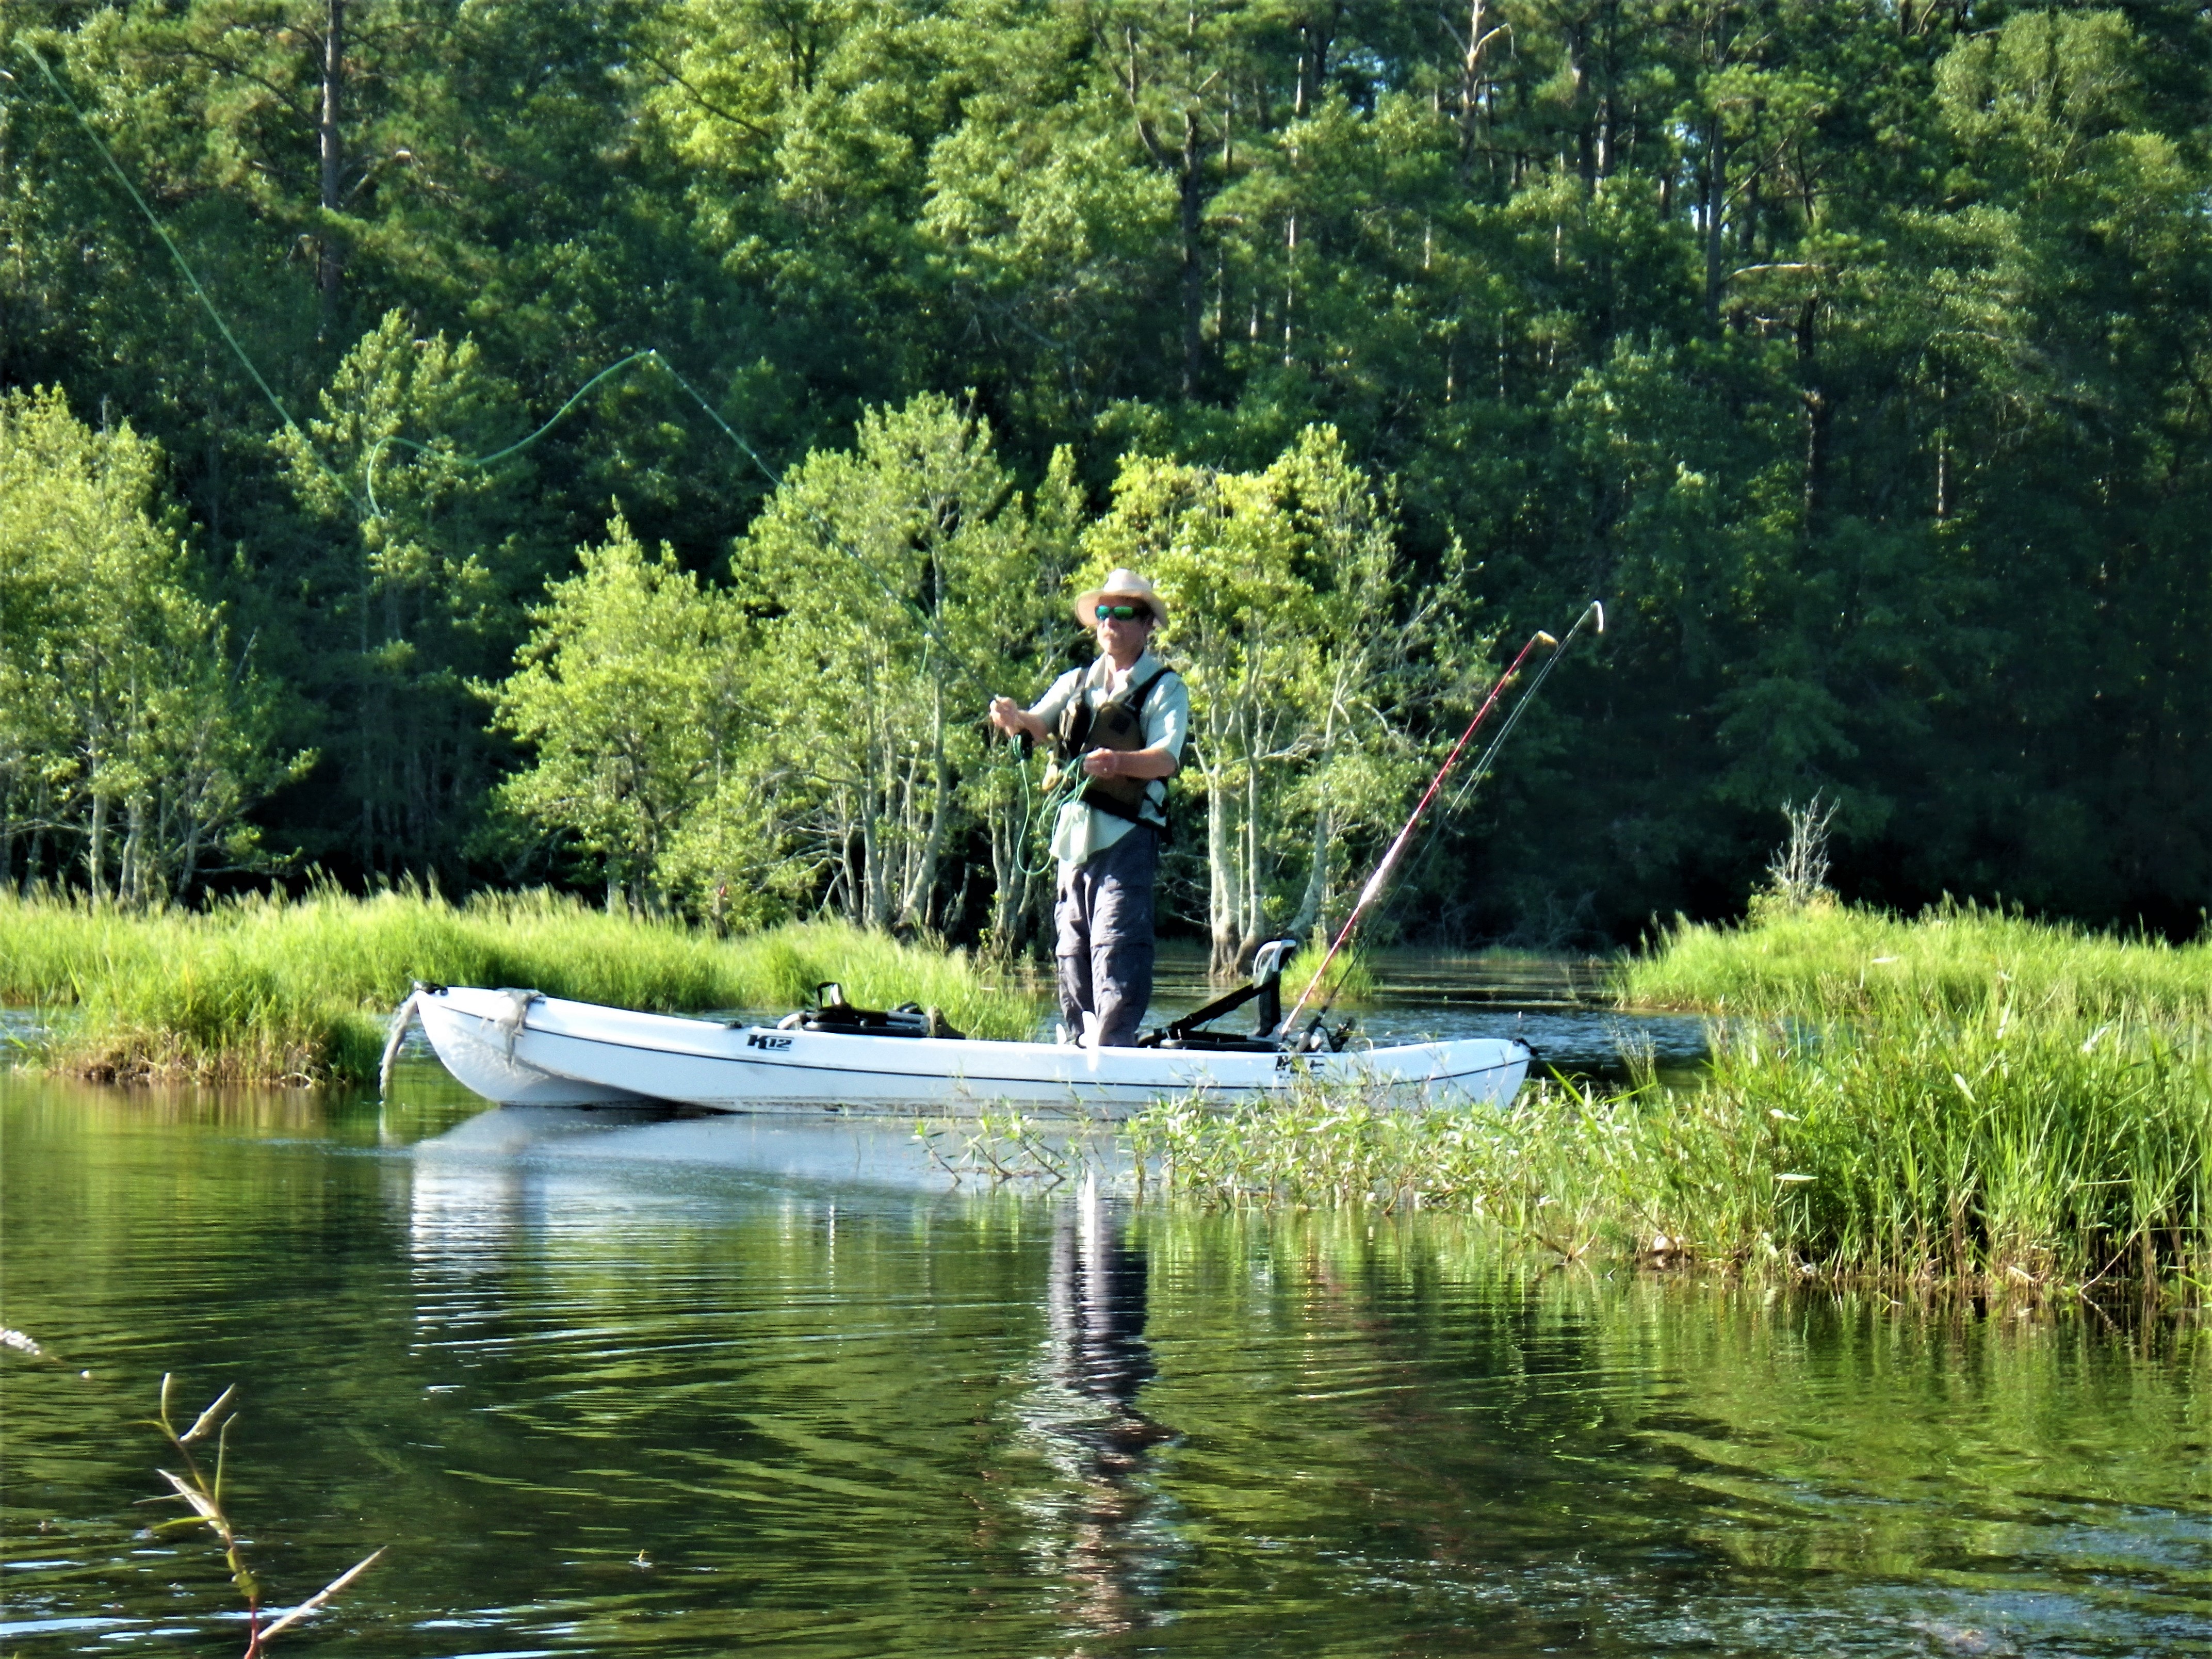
[0,386,305,903]
[276,310,542,876]
[1085,426,1477,973]
[730,393,1055,932]
[489,514,754,918]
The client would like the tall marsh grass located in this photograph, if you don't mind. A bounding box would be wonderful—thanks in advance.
[1280,929,1374,1006]
[1134,900,2212,1301]
[0,888,1040,1082]
[1616,898,2212,1021]
[1131,1004,2210,1300]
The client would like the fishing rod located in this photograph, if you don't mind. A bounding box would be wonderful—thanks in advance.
[1442,599,1603,816]
[1274,599,1604,1043]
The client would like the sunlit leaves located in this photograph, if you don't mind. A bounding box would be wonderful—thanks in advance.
[490,514,751,915]
[0,387,305,904]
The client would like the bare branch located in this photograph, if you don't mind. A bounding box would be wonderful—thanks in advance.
[259,1549,386,1642]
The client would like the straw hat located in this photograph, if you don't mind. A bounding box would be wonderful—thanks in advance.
[1072,568,1169,630]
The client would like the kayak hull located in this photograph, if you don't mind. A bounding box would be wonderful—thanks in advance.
[414,985,1529,1118]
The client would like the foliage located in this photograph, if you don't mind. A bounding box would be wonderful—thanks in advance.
[1279,928,1374,1008]
[489,514,755,918]
[5,1,2210,939]
[275,311,545,879]
[0,387,307,904]
[726,394,1064,934]
[1128,996,2211,1302]
[1616,899,2212,1021]
[0,887,1040,1081]
[1748,793,1840,920]
[1082,427,1478,970]
[1138,900,2212,1298]
[146,1375,384,1656]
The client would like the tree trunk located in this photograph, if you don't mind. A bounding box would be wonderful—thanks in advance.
[178,815,203,906]
[1799,297,1830,542]
[1179,108,1204,398]
[863,718,897,929]
[898,678,949,929]
[1030,844,1055,961]
[987,779,1031,956]
[121,792,146,908]
[25,782,48,895]
[1703,117,1726,321]
[86,791,108,905]
[1934,373,1951,519]
[1206,761,1238,977]
[318,0,346,339]
[1289,797,1330,940]
[1456,0,1502,180]
[1240,758,1264,967]
[861,799,883,929]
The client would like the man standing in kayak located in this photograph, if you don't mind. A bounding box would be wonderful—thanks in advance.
[989,569,1189,1046]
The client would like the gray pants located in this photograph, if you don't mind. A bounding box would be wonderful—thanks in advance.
[1055,826,1158,1046]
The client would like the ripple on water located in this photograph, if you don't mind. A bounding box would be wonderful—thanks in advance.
[1,1074,2203,1658]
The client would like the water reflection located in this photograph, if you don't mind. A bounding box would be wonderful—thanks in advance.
[3,1074,2204,1659]
[1015,1180,1178,1647]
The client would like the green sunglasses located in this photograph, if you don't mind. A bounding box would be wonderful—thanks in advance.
[1095,603,1151,622]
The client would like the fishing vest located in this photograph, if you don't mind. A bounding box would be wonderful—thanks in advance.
[1053,662,1178,824]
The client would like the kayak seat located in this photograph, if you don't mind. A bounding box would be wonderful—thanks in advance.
[1140,936,1302,1050]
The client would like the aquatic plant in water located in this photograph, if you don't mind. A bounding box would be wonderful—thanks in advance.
[915,1109,1112,1188]
[145,1376,383,1655]
[1279,928,1375,1007]
[1126,1001,2211,1304]
[1616,898,2212,1022]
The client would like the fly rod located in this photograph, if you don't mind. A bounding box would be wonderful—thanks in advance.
[1274,600,1605,1042]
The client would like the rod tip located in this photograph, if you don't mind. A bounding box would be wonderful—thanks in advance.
[1590,600,1606,633]
[1535,631,1557,647]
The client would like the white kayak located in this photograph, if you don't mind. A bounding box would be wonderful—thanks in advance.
[405,984,1531,1118]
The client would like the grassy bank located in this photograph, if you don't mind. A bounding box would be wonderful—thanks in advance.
[0,889,1041,1082]
[1131,903,2211,1303]
[1616,899,2212,1020]
[1131,1007,2209,1300]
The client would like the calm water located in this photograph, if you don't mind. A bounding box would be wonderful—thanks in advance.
[2,1068,2206,1658]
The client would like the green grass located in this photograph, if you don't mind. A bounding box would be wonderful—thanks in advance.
[0,888,1042,1082]
[1615,898,2212,1021]
[1279,930,1374,1007]
[1132,901,2212,1302]
[1129,1002,2210,1302]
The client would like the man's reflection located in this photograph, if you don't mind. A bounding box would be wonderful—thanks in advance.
[1021,1174,1176,1648]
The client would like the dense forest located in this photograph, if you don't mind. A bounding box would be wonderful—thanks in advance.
[3,0,2207,953]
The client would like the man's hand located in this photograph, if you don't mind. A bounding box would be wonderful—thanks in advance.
[990,696,1045,741]
[1083,745,1176,781]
